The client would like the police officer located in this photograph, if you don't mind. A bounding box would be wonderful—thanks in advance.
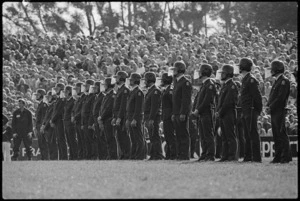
[193,64,217,162]
[64,85,78,160]
[238,58,262,163]
[126,73,145,160]
[81,79,96,159]
[216,65,239,161]
[11,99,34,160]
[71,82,86,160]
[99,78,119,159]
[144,72,164,160]
[266,60,292,163]
[35,89,48,160]
[112,71,132,159]
[161,73,176,160]
[89,81,108,160]
[171,61,193,160]
[190,86,200,159]
[50,83,68,160]
[41,91,58,160]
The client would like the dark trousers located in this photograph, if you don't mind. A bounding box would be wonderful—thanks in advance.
[36,126,49,160]
[220,111,238,160]
[12,133,33,159]
[83,122,93,160]
[242,110,261,161]
[95,122,109,160]
[189,118,198,158]
[64,121,78,160]
[163,118,177,159]
[146,116,164,159]
[129,120,145,160]
[236,117,245,158]
[271,109,292,161]
[115,119,131,159]
[47,128,58,160]
[75,123,86,160]
[173,115,190,160]
[199,113,215,159]
[103,118,119,159]
[55,120,68,160]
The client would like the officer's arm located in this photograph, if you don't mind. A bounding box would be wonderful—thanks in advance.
[198,87,213,114]
[118,89,129,119]
[133,91,144,120]
[51,101,62,123]
[88,98,96,126]
[11,112,16,134]
[180,81,192,115]
[150,89,161,120]
[219,85,238,117]
[249,79,263,113]
[268,80,290,111]
[28,110,33,133]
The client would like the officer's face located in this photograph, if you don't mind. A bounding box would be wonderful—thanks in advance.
[221,71,227,81]
[18,101,25,109]
[129,79,135,87]
[145,79,150,88]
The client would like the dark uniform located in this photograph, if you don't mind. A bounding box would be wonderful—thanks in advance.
[42,101,57,160]
[196,78,217,161]
[81,93,97,159]
[144,85,164,160]
[267,74,292,163]
[100,89,119,159]
[72,93,86,160]
[235,82,245,159]
[11,107,33,159]
[240,73,262,162]
[190,91,200,158]
[172,75,192,160]
[126,86,145,160]
[113,84,131,159]
[90,92,108,159]
[51,97,68,160]
[63,97,78,160]
[217,79,239,161]
[162,85,176,159]
[35,100,48,160]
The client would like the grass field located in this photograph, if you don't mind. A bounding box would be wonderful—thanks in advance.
[2,158,298,199]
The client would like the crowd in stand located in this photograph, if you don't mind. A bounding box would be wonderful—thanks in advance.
[2,24,298,144]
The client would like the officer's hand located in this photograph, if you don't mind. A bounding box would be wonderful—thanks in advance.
[81,125,84,130]
[171,115,175,122]
[28,132,33,138]
[97,116,102,124]
[88,125,92,129]
[92,124,95,131]
[193,109,199,116]
[179,114,186,122]
[111,118,116,126]
[131,119,137,127]
[215,112,219,118]
[50,122,55,128]
[125,120,130,129]
[148,120,154,128]
[13,133,18,138]
[71,117,75,123]
[116,118,121,126]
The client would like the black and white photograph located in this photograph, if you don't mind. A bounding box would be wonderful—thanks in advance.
[2,1,298,199]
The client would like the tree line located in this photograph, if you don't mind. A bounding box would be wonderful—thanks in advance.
[3,2,298,37]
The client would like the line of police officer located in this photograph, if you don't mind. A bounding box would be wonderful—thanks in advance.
[21,58,292,163]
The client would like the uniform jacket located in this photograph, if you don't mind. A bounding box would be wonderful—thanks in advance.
[126,86,144,121]
[72,93,85,124]
[51,98,66,124]
[42,102,55,131]
[267,74,290,112]
[100,89,115,121]
[63,97,75,122]
[35,100,48,128]
[81,93,95,125]
[217,79,238,118]
[172,76,192,115]
[12,108,33,135]
[161,85,173,120]
[196,78,217,114]
[144,85,162,120]
[113,84,130,120]
[240,73,262,113]
[88,92,105,126]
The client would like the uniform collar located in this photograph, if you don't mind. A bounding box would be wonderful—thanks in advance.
[118,83,125,89]
[67,96,73,101]
[176,74,185,81]
[202,77,210,84]
[131,85,139,91]
[274,73,283,81]
[225,78,233,84]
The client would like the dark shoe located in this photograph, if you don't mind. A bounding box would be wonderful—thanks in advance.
[280,158,291,164]
[252,159,262,163]
[243,158,252,162]
[270,158,281,163]
[11,156,18,161]
[218,158,228,162]
[205,157,215,162]
[197,155,206,161]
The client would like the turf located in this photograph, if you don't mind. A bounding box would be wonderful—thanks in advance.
[2,158,298,199]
